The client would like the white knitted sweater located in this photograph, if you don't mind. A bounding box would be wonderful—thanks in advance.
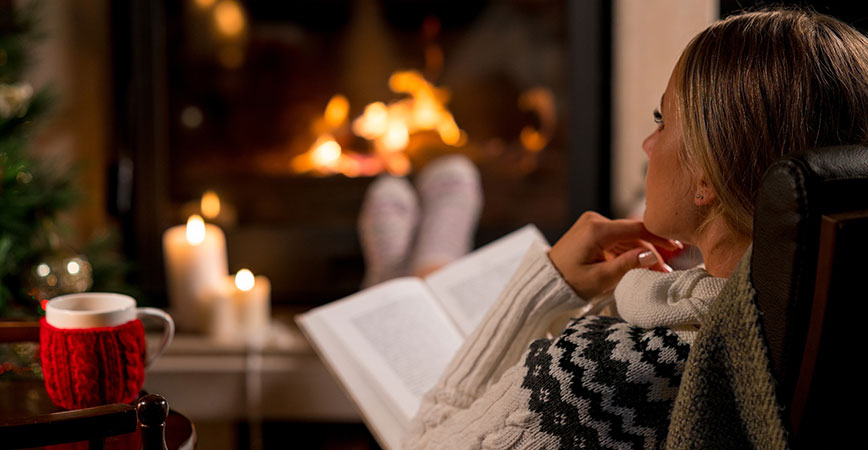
[404,241,725,450]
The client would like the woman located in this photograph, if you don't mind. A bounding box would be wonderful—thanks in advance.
[405,8,868,449]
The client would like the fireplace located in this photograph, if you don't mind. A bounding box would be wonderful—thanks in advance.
[110,0,611,307]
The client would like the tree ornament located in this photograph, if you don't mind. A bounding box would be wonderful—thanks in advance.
[27,250,93,302]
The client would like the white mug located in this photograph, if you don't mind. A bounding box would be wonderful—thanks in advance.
[46,293,175,366]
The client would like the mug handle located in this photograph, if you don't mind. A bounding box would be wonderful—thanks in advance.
[136,307,175,368]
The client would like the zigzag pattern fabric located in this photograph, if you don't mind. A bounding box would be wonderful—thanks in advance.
[522,316,690,449]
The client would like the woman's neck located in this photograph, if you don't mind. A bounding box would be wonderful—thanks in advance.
[693,219,750,278]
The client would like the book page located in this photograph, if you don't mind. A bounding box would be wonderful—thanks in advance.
[297,311,409,450]
[302,278,464,425]
[425,225,547,336]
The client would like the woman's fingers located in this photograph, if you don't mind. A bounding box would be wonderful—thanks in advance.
[594,219,681,251]
[549,211,679,298]
[591,248,651,291]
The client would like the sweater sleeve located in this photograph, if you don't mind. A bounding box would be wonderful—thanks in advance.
[614,267,727,328]
[404,240,586,448]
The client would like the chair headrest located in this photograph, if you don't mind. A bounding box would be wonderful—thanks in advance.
[751,145,868,405]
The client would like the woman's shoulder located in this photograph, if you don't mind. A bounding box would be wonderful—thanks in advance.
[613,267,728,334]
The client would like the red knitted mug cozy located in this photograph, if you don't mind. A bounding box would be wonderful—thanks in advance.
[40,318,146,410]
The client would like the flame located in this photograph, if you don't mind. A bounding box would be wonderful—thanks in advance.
[324,94,349,128]
[381,120,409,152]
[312,139,342,166]
[235,269,255,291]
[437,117,461,146]
[352,102,389,139]
[520,127,547,152]
[518,87,556,153]
[291,136,343,175]
[295,69,469,177]
[186,215,206,246]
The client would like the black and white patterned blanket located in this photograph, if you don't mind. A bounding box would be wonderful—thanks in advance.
[521,316,691,449]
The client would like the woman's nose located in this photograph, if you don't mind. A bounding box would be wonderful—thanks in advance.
[642,133,654,156]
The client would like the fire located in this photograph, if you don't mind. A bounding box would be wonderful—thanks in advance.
[292,69,470,177]
[324,94,350,128]
[352,102,389,139]
[381,120,409,153]
[292,136,343,175]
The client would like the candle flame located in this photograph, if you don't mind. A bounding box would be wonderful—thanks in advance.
[201,190,221,219]
[235,269,255,291]
[186,215,206,246]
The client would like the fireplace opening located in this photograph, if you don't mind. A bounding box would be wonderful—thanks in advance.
[111,0,611,307]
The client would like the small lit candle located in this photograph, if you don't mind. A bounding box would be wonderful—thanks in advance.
[162,215,228,332]
[228,268,271,341]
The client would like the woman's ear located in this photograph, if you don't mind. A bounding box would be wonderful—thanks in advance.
[694,177,715,206]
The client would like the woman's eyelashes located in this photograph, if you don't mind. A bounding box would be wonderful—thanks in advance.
[653,108,664,130]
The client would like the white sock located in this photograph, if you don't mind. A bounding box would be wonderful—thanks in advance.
[410,154,483,275]
[358,175,420,288]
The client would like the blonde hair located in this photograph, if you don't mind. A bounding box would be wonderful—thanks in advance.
[674,8,868,237]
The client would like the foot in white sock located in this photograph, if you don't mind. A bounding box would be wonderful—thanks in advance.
[358,175,420,288]
[410,154,483,276]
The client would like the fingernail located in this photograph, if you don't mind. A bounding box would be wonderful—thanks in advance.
[673,240,684,249]
[662,263,674,273]
[638,251,658,267]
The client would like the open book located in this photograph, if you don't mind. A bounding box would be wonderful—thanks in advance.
[297,225,547,450]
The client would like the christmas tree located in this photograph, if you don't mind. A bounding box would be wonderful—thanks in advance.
[0,3,135,319]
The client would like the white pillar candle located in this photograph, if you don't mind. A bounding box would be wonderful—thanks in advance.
[162,215,228,332]
[229,269,271,342]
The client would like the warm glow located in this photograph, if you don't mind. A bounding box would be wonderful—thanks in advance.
[520,127,547,152]
[218,47,244,69]
[36,263,50,277]
[389,71,427,95]
[412,95,440,129]
[384,153,411,176]
[437,118,462,146]
[352,102,389,139]
[311,139,342,167]
[324,94,350,128]
[201,190,222,219]
[235,269,255,292]
[214,0,245,37]
[195,0,216,8]
[66,260,81,275]
[298,69,470,178]
[381,121,409,152]
[186,215,206,246]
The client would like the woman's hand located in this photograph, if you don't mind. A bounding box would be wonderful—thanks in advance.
[548,211,682,299]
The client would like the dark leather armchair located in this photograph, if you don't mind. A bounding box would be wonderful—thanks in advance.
[752,145,868,446]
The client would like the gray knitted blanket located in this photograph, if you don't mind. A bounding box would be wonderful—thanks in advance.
[666,250,789,449]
